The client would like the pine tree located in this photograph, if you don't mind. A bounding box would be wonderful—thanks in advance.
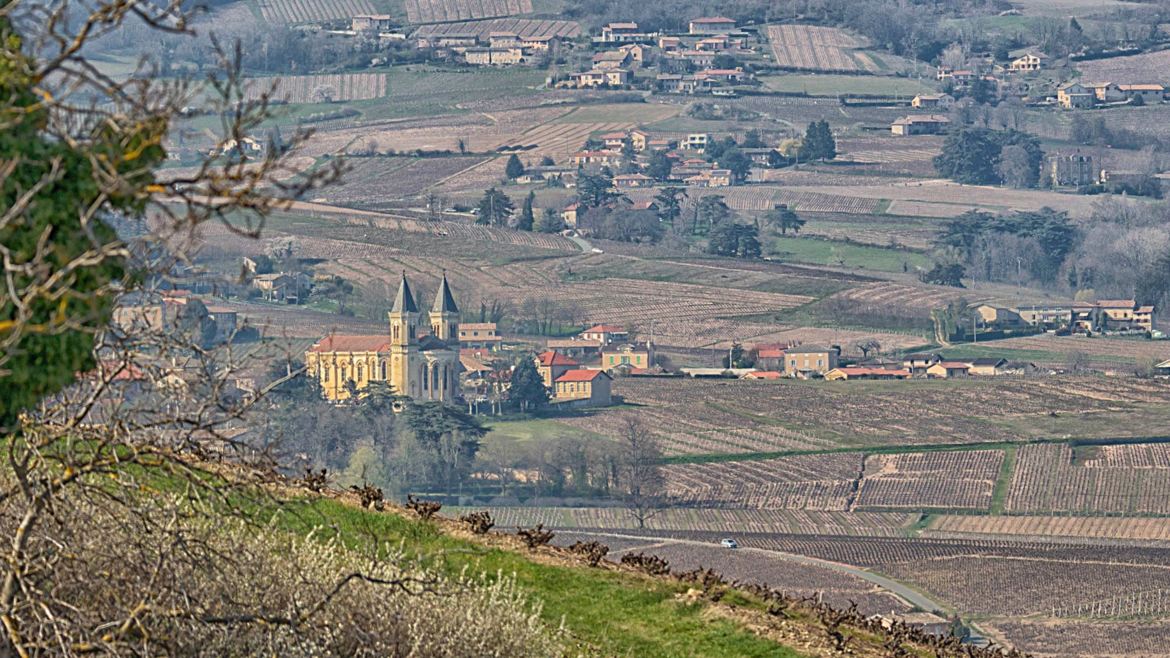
[517,191,535,231]
[508,357,550,411]
[475,187,514,226]
[505,154,525,180]
[537,207,564,233]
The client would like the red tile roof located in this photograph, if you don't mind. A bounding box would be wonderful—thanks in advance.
[834,367,910,377]
[935,362,971,369]
[756,348,786,359]
[537,351,579,367]
[308,335,391,353]
[746,370,783,379]
[556,369,609,383]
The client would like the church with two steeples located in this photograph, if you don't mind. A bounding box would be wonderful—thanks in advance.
[304,273,462,403]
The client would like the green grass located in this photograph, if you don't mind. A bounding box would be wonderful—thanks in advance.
[759,74,935,97]
[767,236,931,273]
[274,498,804,657]
[988,446,1016,515]
[485,417,608,444]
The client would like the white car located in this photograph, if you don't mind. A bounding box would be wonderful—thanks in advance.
[720,538,738,549]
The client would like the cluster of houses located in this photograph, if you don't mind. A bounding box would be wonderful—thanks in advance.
[561,17,760,94]
[413,31,560,66]
[1056,80,1166,109]
[975,299,1156,334]
[533,324,661,407]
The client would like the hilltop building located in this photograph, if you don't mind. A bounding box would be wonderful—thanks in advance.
[305,273,462,402]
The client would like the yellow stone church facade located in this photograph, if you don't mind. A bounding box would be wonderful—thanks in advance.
[305,273,462,402]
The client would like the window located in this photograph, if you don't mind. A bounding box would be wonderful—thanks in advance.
[340,367,348,381]
[621,356,630,365]
[380,361,387,379]
[817,359,823,368]
[357,365,364,380]
[324,368,330,383]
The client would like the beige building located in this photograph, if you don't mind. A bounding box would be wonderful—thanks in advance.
[785,345,839,376]
[305,274,461,402]
[926,362,970,378]
[602,342,654,371]
[911,94,954,109]
[1009,52,1044,72]
[689,16,736,34]
[536,351,579,387]
[891,115,950,136]
[554,369,613,405]
[459,322,502,350]
[465,47,523,66]
[1057,82,1094,109]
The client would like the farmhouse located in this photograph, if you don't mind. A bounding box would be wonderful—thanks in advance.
[305,274,461,403]
[561,202,580,227]
[570,68,631,87]
[891,115,950,136]
[429,34,479,49]
[744,370,784,380]
[600,22,648,43]
[926,361,970,378]
[592,50,632,70]
[1048,153,1096,187]
[351,14,393,32]
[697,68,750,83]
[785,345,840,377]
[464,47,524,66]
[252,272,310,303]
[689,16,737,34]
[685,169,732,187]
[619,43,648,65]
[458,322,502,351]
[613,173,654,188]
[656,73,714,94]
[911,94,954,109]
[602,342,655,372]
[659,36,682,52]
[553,369,613,406]
[1008,52,1045,72]
[974,304,1025,329]
[580,324,629,345]
[571,150,622,167]
[1156,359,1170,377]
[1097,299,1156,331]
[754,346,786,370]
[1084,81,1125,103]
[520,35,556,52]
[1057,82,1094,109]
[966,358,1009,376]
[1118,84,1165,104]
[903,352,942,375]
[488,32,521,48]
[536,350,579,387]
[824,367,910,381]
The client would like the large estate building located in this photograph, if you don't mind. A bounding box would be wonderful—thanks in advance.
[305,274,462,402]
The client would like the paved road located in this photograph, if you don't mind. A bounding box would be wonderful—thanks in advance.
[579,530,949,613]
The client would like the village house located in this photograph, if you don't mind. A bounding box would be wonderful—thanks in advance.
[1057,82,1094,109]
[1015,305,1074,329]
[613,173,654,188]
[1097,299,1156,331]
[683,133,710,150]
[351,14,393,31]
[891,115,951,136]
[974,304,1026,329]
[488,32,522,48]
[911,93,954,109]
[966,358,1009,376]
[1048,153,1096,187]
[545,338,604,359]
[689,16,737,34]
[561,202,580,227]
[903,352,942,376]
[629,130,650,152]
[553,369,613,406]
[592,50,631,70]
[464,47,524,66]
[619,43,648,65]
[1118,84,1165,104]
[825,367,910,381]
[1085,81,1126,103]
[937,68,976,84]
[658,36,682,52]
[679,50,717,68]
[785,345,840,377]
[580,324,629,345]
[697,68,750,83]
[601,342,655,372]
[1008,52,1045,72]
[685,169,733,187]
[458,322,502,351]
[656,73,714,94]
[600,22,648,43]
[520,35,556,52]
[926,361,971,378]
[252,272,311,303]
[535,350,579,387]
[754,346,786,371]
[305,274,461,403]
[430,34,479,49]
[1155,359,1170,378]
[571,149,623,167]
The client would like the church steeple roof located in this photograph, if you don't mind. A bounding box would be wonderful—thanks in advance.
[392,272,418,314]
[432,272,459,314]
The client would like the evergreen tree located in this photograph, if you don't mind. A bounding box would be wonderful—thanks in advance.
[577,171,617,209]
[717,147,752,183]
[505,154,525,180]
[799,120,836,162]
[765,206,806,235]
[516,191,535,231]
[646,150,673,181]
[474,187,514,226]
[537,207,564,233]
[695,195,732,234]
[507,357,550,411]
[706,223,762,258]
[654,187,685,226]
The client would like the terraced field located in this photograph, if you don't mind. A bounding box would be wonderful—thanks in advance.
[412,18,579,39]
[766,25,880,73]
[244,73,388,103]
[406,0,532,24]
[258,0,375,23]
